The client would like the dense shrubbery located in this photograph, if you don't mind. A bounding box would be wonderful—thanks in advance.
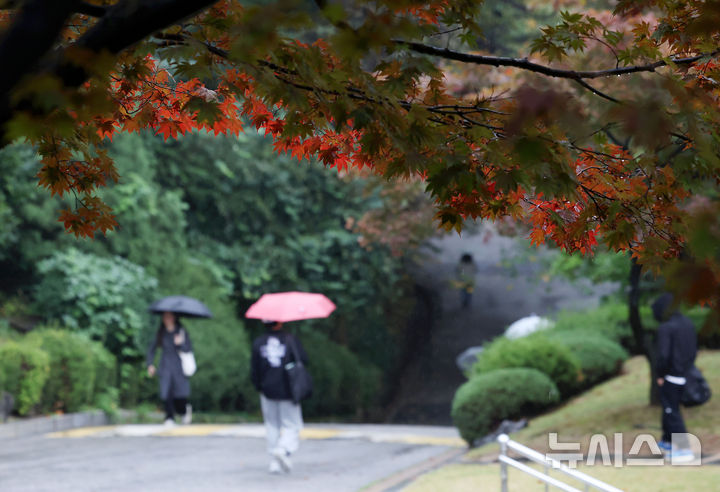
[301,330,382,418]
[27,329,95,413]
[0,330,117,416]
[0,341,50,415]
[89,341,118,400]
[186,325,254,412]
[115,363,155,409]
[551,302,636,345]
[456,303,632,443]
[472,335,582,396]
[26,328,116,413]
[452,368,560,445]
[34,249,158,361]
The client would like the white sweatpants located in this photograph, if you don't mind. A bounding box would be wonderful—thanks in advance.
[260,394,303,455]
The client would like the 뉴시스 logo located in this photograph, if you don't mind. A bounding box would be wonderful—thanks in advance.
[546,432,701,467]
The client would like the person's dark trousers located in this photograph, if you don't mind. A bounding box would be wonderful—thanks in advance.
[460,289,472,308]
[164,398,188,420]
[660,380,688,447]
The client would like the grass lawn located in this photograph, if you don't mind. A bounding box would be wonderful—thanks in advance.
[473,350,720,456]
[402,350,720,492]
[402,462,720,492]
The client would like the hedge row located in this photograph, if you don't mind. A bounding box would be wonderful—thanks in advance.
[0,341,49,415]
[0,329,116,416]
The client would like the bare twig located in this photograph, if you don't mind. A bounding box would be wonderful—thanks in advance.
[573,79,620,103]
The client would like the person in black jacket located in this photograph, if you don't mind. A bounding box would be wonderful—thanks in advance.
[652,293,697,461]
[250,320,309,474]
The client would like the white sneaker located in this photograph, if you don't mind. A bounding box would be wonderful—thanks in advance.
[163,418,175,427]
[271,448,292,473]
[268,460,282,474]
[669,448,696,463]
[182,404,192,425]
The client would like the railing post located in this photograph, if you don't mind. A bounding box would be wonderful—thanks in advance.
[498,434,509,492]
[544,462,549,492]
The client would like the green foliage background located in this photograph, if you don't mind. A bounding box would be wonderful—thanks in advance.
[0,129,424,418]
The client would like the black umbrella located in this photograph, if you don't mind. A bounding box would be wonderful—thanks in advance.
[149,295,213,318]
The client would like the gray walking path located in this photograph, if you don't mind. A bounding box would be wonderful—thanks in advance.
[0,423,465,492]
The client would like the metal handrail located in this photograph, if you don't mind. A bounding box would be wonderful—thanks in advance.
[497,434,624,492]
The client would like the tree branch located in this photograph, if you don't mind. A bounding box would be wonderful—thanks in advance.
[395,39,719,80]
[0,0,81,98]
[0,0,106,17]
[195,40,506,130]
[77,2,108,17]
[65,0,218,78]
[0,0,218,143]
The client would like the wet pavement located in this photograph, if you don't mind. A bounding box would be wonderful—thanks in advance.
[0,424,463,492]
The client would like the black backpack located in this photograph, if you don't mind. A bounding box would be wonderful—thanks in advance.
[681,366,712,407]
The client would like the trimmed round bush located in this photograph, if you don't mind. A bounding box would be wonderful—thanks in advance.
[547,332,628,387]
[452,368,560,445]
[472,335,582,395]
[0,341,50,415]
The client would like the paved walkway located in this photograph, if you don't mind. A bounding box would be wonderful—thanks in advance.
[388,224,617,424]
[0,424,465,492]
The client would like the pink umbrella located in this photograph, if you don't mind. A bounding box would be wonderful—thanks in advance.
[245,291,336,322]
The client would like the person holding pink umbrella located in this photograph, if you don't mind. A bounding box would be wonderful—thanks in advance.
[247,291,335,475]
[250,320,309,474]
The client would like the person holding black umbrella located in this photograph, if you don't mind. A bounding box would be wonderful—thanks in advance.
[146,311,194,426]
[147,295,212,426]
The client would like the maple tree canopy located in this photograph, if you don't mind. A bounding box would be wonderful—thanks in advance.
[1,0,719,306]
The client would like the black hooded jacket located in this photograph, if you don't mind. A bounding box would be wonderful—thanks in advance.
[250,330,308,400]
[653,294,697,379]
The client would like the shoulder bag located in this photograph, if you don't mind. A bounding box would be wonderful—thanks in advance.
[284,335,313,404]
[177,329,197,377]
[681,366,711,407]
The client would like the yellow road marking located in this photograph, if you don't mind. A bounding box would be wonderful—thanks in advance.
[386,435,465,447]
[47,426,117,438]
[300,428,342,439]
[155,425,234,437]
[45,424,463,447]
